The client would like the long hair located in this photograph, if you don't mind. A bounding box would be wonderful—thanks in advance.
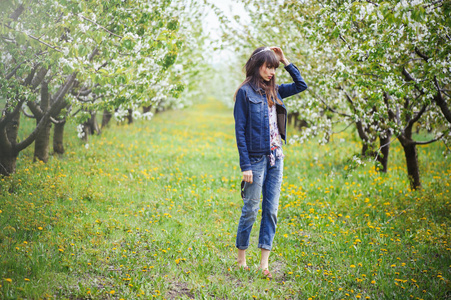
[234,47,282,107]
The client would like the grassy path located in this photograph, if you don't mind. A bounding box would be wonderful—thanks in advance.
[1,98,450,299]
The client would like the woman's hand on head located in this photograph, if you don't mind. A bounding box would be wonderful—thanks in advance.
[270,47,290,66]
[242,170,253,184]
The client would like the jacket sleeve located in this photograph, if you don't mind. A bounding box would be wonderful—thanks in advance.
[234,87,252,172]
[278,63,308,99]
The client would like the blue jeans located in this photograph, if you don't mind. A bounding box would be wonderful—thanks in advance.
[236,150,283,251]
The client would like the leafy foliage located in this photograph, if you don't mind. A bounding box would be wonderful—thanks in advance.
[221,0,451,187]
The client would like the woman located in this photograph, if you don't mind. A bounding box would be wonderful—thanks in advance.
[234,46,307,278]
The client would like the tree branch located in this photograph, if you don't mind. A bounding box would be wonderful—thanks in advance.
[79,15,123,38]
[402,67,416,82]
[88,46,99,61]
[72,88,92,97]
[402,67,424,95]
[414,130,448,145]
[50,116,66,124]
[31,67,49,90]
[374,135,399,162]
[3,22,62,52]
[76,94,103,103]
[308,89,351,117]
[424,0,445,9]
[26,101,43,119]
[356,120,370,142]
[414,47,429,62]
[340,86,357,112]
[0,98,26,127]
[71,108,81,117]
[339,34,352,51]
[383,91,397,122]
[365,0,379,6]
[76,96,94,103]
[408,104,427,128]
[5,61,27,80]
[332,122,354,134]
[27,34,62,52]
[23,64,39,86]
[16,72,77,152]
[433,76,451,123]
[21,107,36,119]
[4,51,48,81]
[8,4,24,23]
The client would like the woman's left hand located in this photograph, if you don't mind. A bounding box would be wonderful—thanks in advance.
[270,47,289,66]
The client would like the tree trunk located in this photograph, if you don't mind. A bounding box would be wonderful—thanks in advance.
[356,120,376,157]
[53,120,66,155]
[288,112,298,127]
[127,108,133,124]
[0,109,20,175]
[101,109,112,128]
[82,111,100,141]
[293,112,300,128]
[0,150,17,176]
[143,105,152,113]
[34,81,51,162]
[297,119,308,130]
[399,122,421,189]
[400,140,421,190]
[376,130,392,173]
[91,111,100,135]
[33,121,52,162]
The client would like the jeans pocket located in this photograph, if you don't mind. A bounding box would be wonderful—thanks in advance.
[249,155,265,165]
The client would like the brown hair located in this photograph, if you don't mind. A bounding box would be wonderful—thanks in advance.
[234,47,282,107]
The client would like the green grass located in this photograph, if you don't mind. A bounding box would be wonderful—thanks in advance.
[0,98,450,299]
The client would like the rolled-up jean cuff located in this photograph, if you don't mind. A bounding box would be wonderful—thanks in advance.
[258,244,272,250]
[236,245,249,250]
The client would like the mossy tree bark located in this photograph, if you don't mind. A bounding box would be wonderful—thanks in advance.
[53,120,66,155]
[32,81,52,162]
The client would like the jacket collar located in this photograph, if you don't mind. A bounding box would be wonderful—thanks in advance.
[247,82,285,108]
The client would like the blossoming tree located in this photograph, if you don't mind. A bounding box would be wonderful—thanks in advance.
[0,0,204,175]
[226,0,450,189]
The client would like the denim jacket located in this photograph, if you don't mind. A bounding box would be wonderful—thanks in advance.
[234,63,308,172]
